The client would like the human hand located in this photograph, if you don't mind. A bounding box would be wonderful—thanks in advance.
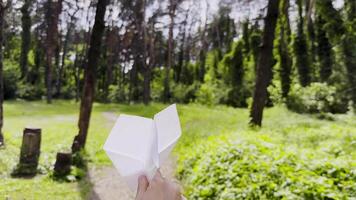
[135,170,184,200]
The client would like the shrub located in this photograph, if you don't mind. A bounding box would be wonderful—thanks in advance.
[3,60,20,99]
[171,82,200,103]
[286,83,348,114]
[108,84,128,103]
[16,82,44,100]
[196,75,228,106]
[178,140,356,200]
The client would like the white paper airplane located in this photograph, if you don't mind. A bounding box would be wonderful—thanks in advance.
[103,104,182,191]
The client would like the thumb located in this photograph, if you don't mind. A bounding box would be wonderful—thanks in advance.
[136,175,149,200]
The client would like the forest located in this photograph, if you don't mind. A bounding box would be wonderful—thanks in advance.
[0,0,355,199]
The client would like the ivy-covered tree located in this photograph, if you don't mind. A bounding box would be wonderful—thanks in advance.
[294,0,311,87]
[315,13,333,82]
[278,0,293,98]
[224,41,247,107]
[316,0,356,111]
[20,0,32,80]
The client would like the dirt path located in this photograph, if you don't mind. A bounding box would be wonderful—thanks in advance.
[88,112,177,200]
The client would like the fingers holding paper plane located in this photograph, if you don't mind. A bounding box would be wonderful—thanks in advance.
[135,170,184,200]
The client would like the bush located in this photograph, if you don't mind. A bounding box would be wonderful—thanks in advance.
[196,75,228,106]
[178,140,356,200]
[3,60,20,99]
[16,82,44,100]
[171,82,200,103]
[108,84,128,103]
[286,83,348,114]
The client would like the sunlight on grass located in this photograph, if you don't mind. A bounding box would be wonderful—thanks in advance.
[0,101,355,198]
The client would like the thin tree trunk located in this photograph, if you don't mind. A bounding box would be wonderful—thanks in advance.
[0,1,6,146]
[163,2,176,102]
[279,0,292,98]
[249,0,280,126]
[143,21,155,105]
[72,0,108,153]
[20,0,32,80]
[56,21,74,96]
[45,0,62,104]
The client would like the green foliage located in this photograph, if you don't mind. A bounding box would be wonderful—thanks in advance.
[220,41,249,107]
[277,0,292,98]
[15,82,44,100]
[286,83,348,114]
[178,138,356,200]
[315,14,333,82]
[196,75,227,106]
[3,60,20,99]
[294,0,311,87]
[107,84,128,103]
[208,4,236,55]
[171,82,200,103]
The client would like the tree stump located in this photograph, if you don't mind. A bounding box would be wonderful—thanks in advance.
[15,128,41,175]
[54,152,72,177]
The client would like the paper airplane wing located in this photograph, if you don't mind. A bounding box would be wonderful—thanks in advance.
[103,114,158,191]
[154,104,182,165]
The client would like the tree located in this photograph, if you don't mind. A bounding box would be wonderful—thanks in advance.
[278,0,292,98]
[294,0,311,87]
[249,0,280,126]
[0,0,9,146]
[198,0,210,82]
[163,0,184,102]
[315,13,332,82]
[45,0,62,104]
[208,3,236,60]
[19,0,32,80]
[56,3,80,96]
[72,0,108,152]
[316,0,356,111]
[225,41,247,107]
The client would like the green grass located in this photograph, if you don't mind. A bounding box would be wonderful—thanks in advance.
[0,101,355,199]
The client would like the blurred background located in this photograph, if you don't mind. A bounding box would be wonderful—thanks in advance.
[0,0,355,199]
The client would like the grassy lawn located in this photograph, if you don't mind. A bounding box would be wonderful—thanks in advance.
[0,101,355,199]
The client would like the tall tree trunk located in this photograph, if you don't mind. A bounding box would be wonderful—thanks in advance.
[0,0,6,146]
[315,14,332,82]
[143,21,155,105]
[249,0,280,126]
[175,10,189,83]
[294,0,311,86]
[129,0,146,102]
[344,0,356,112]
[278,0,292,98]
[163,1,177,102]
[45,0,62,104]
[56,20,74,97]
[72,0,108,153]
[20,0,32,80]
[103,28,117,102]
[33,30,43,85]
[198,0,210,82]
